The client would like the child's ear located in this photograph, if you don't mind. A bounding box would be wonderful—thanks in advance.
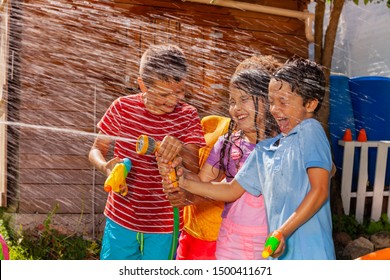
[305,98,319,113]
[137,77,147,93]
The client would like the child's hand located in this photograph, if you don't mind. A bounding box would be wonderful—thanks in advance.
[157,161,171,177]
[156,155,183,177]
[104,157,122,176]
[165,187,188,208]
[158,135,182,164]
[161,165,185,193]
[269,230,286,258]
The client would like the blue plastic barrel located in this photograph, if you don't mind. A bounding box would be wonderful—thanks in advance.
[329,74,356,176]
[349,76,390,187]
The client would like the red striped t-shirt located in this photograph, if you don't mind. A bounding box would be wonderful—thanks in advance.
[98,93,205,233]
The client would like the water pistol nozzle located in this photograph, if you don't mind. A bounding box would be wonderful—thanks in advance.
[136,135,159,155]
[135,135,178,187]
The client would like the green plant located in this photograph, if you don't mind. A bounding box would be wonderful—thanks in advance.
[0,206,101,260]
[350,0,390,8]
[333,213,390,239]
[332,213,365,239]
[0,209,33,260]
[364,214,390,235]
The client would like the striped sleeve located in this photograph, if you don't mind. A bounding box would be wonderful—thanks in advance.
[178,105,206,147]
[97,97,122,136]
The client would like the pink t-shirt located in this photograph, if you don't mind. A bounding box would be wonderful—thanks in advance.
[206,133,267,232]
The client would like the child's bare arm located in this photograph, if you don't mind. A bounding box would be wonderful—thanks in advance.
[198,162,225,183]
[171,174,245,203]
[157,136,200,174]
[180,161,226,205]
[180,143,201,174]
[272,167,330,258]
[88,131,119,176]
[158,156,224,207]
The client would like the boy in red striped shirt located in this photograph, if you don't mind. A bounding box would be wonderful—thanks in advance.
[89,44,205,260]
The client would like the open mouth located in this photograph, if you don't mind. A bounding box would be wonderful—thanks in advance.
[162,103,176,111]
[276,118,289,132]
[236,114,248,121]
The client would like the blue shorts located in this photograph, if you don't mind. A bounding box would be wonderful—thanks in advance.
[100,218,174,260]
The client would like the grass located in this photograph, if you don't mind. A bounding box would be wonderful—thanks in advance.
[0,206,101,260]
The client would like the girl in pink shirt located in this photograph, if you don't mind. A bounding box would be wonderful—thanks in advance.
[165,67,279,260]
[204,68,279,259]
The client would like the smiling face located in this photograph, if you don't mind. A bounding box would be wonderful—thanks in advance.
[228,86,266,138]
[268,78,317,135]
[139,78,186,115]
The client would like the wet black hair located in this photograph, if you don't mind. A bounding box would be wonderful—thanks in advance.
[139,44,187,87]
[216,68,279,179]
[229,69,277,139]
[273,57,326,112]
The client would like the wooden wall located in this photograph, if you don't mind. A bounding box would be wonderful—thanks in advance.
[0,0,9,207]
[7,0,309,230]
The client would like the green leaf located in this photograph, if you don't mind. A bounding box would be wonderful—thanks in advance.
[366,220,383,235]
[380,213,389,223]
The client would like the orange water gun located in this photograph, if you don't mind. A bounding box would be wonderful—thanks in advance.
[103,158,132,196]
[262,230,282,258]
[135,135,179,260]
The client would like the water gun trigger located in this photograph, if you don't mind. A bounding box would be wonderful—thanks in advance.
[119,182,128,196]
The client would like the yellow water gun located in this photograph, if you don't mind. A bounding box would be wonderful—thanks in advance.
[103,158,132,196]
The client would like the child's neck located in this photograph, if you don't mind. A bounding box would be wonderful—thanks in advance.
[240,131,258,144]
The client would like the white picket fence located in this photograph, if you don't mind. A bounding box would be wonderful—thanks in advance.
[338,140,390,223]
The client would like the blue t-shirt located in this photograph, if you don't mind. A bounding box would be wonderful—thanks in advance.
[235,118,335,260]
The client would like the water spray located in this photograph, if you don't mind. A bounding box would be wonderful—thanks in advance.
[0,120,139,143]
[2,120,180,258]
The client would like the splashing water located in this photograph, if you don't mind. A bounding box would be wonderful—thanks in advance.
[0,0,388,249]
[0,120,139,143]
